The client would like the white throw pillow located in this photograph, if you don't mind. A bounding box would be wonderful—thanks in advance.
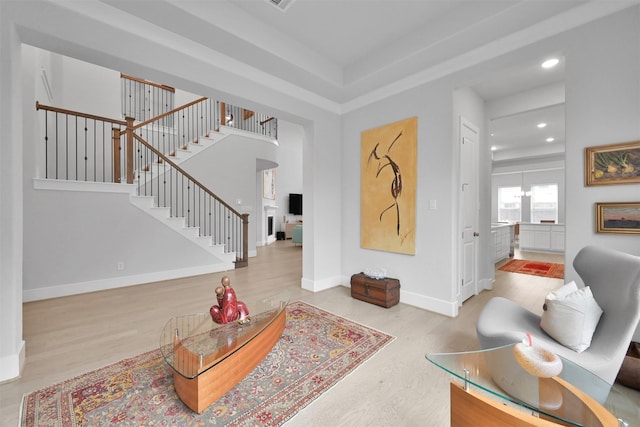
[547,281,578,300]
[540,282,603,353]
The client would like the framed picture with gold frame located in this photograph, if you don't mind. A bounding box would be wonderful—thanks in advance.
[595,202,640,234]
[263,169,275,200]
[585,140,640,186]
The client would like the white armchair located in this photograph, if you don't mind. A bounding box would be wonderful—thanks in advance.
[476,246,640,402]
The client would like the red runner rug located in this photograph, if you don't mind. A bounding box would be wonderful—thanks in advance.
[499,259,564,279]
[20,301,393,427]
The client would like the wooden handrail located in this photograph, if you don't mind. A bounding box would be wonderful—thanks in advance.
[120,73,176,93]
[132,96,208,130]
[130,132,243,218]
[35,101,127,126]
[260,117,275,126]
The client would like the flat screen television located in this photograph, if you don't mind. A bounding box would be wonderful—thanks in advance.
[289,193,302,215]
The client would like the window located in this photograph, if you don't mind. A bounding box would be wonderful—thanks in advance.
[498,186,521,223]
[530,184,558,223]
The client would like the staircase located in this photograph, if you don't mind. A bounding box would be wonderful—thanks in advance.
[128,129,235,269]
[35,85,277,272]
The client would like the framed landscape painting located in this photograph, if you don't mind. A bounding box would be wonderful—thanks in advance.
[595,202,640,234]
[585,140,640,186]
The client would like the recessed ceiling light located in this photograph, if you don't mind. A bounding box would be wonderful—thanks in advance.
[537,122,547,128]
[546,137,555,142]
[542,58,559,69]
[491,146,497,151]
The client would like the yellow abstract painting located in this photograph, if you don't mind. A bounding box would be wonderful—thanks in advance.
[361,117,417,255]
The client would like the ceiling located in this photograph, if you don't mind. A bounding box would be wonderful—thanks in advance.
[473,55,567,163]
[490,102,566,163]
[99,0,637,159]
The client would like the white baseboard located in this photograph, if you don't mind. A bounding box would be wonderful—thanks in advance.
[338,275,458,317]
[256,237,277,247]
[393,288,458,317]
[23,264,232,302]
[301,275,342,292]
[478,278,494,291]
[33,178,136,194]
[0,340,25,383]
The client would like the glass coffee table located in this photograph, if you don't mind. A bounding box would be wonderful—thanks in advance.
[160,295,289,413]
[427,345,627,427]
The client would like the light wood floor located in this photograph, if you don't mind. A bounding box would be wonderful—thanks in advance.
[1,244,638,426]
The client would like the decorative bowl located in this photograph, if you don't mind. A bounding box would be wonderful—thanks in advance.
[513,334,563,378]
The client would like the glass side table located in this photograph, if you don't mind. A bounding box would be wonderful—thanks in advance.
[427,344,627,427]
[160,294,289,413]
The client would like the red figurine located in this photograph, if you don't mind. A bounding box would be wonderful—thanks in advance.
[210,276,249,324]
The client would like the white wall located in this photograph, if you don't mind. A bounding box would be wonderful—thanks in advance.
[22,184,219,301]
[0,3,25,382]
[56,54,121,118]
[342,80,460,315]
[563,7,640,264]
[302,118,342,292]
[563,8,640,341]
[339,74,487,317]
[340,7,640,319]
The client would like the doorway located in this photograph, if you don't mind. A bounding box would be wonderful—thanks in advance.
[478,56,567,266]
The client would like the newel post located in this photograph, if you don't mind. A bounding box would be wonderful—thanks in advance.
[125,116,135,184]
[112,127,121,183]
[242,213,249,264]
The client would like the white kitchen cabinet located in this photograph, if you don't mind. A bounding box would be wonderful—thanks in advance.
[551,225,565,251]
[491,224,513,263]
[519,223,564,252]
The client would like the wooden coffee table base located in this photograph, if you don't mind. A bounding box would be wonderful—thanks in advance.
[450,379,618,427]
[173,309,286,413]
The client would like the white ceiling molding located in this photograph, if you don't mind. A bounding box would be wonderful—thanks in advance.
[14,0,640,115]
[342,0,639,113]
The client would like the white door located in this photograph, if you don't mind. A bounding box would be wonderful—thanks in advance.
[459,118,479,304]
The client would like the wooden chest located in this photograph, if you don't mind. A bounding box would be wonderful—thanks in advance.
[350,273,400,308]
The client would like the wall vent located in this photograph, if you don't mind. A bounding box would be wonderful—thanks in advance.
[265,0,296,12]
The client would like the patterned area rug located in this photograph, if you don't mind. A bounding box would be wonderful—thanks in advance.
[499,259,564,279]
[20,301,393,426]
